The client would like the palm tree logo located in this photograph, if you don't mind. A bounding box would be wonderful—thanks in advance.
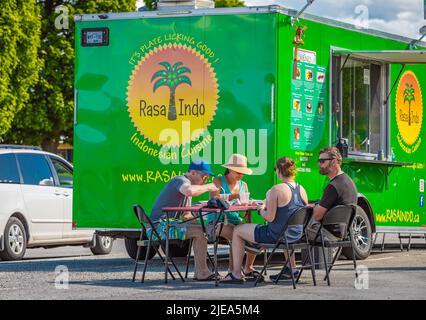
[151,62,191,121]
[403,83,415,126]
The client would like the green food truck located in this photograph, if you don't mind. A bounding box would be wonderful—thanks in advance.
[73,5,426,260]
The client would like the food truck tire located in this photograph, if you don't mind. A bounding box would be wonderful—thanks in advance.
[125,237,157,261]
[342,207,372,260]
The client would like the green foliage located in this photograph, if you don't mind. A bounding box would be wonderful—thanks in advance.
[143,0,245,10]
[0,0,41,138]
[142,0,157,11]
[3,0,136,151]
[215,0,245,8]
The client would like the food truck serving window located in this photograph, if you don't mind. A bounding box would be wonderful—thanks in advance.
[331,50,426,159]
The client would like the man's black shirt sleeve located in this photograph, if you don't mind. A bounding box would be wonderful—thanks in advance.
[319,184,338,209]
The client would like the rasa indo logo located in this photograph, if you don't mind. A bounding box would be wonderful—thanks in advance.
[126,39,219,153]
[396,71,423,153]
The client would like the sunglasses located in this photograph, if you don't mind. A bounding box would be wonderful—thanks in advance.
[318,158,334,164]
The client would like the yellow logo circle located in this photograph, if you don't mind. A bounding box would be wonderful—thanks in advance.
[396,71,423,146]
[126,43,219,147]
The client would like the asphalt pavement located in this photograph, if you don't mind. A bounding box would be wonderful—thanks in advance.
[0,235,425,300]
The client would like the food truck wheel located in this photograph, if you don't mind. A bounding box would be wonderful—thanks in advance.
[168,240,191,257]
[342,207,372,260]
[125,237,157,261]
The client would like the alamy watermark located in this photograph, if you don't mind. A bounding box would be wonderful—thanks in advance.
[55,265,69,290]
[354,5,369,30]
[354,265,369,290]
[147,122,269,175]
[54,5,69,30]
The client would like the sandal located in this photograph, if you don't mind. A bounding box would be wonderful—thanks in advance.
[243,270,264,282]
[219,272,245,284]
[193,274,221,282]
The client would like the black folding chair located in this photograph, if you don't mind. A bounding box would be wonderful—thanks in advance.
[254,206,315,289]
[198,208,229,286]
[304,204,358,286]
[131,204,185,283]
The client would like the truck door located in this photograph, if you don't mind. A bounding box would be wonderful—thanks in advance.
[16,153,64,241]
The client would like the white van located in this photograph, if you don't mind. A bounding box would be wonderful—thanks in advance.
[0,145,113,261]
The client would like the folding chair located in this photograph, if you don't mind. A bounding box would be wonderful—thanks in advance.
[198,208,229,286]
[306,204,358,286]
[131,204,185,283]
[254,206,315,289]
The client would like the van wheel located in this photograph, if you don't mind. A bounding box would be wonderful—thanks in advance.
[90,235,114,255]
[0,217,27,261]
[169,240,191,257]
[342,207,372,260]
[125,237,157,261]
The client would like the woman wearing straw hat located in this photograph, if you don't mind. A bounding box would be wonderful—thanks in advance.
[209,154,258,280]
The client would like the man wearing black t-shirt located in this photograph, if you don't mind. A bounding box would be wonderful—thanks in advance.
[313,147,357,222]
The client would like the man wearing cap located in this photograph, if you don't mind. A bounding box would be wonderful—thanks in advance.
[150,159,219,281]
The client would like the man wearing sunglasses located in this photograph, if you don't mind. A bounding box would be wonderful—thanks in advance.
[150,159,219,281]
[313,147,357,223]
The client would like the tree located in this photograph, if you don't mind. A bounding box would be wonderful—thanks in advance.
[142,0,245,10]
[151,62,192,120]
[0,0,41,139]
[214,0,245,7]
[3,0,136,152]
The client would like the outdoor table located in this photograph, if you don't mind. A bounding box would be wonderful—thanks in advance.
[162,204,259,286]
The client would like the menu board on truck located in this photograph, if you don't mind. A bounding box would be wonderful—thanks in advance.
[290,60,327,151]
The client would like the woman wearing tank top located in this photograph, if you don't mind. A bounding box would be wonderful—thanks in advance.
[220,157,309,284]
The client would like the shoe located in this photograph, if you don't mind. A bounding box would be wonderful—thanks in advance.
[269,268,300,281]
[219,272,245,284]
[244,242,262,255]
[243,270,264,283]
[193,274,221,281]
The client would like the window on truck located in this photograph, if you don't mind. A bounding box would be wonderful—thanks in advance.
[16,153,55,186]
[332,55,389,157]
[0,154,21,184]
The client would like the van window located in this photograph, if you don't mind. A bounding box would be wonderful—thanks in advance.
[51,158,73,188]
[0,154,20,184]
[333,56,388,157]
[16,153,54,186]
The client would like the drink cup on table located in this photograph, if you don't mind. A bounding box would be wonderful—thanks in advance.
[240,192,250,205]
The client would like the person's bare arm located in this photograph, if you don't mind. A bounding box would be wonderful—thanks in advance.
[313,204,328,221]
[210,177,221,199]
[180,183,218,197]
[260,187,278,222]
[299,185,309,205]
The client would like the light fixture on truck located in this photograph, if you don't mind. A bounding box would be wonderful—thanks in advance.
[82,27,109,47]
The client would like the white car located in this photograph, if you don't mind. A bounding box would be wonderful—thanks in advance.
[0,145,113,261]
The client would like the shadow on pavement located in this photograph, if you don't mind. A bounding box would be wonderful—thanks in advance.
[0,257,135,273]
[67,276,300,291]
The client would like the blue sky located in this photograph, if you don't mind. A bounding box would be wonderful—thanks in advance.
[136,0,426,41]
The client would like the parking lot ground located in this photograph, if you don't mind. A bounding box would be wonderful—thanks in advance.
[0,238,425,300]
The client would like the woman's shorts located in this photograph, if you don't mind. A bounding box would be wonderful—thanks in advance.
[254,225,276,244]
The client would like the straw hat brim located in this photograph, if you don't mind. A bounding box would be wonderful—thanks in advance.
[222,165,253,175]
